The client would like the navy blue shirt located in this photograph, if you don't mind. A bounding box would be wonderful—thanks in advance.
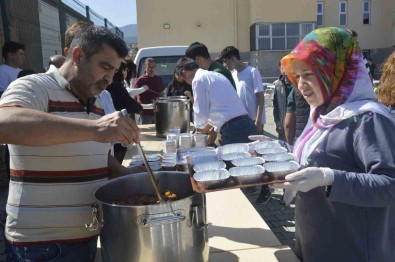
[295,112,395,262]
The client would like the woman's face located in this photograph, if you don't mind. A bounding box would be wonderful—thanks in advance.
[291,59,324,107]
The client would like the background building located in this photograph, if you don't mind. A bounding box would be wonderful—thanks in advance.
[137,0,395,82]
[0,0,123,73]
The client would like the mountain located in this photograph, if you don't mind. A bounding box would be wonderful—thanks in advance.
[119,24,138,45]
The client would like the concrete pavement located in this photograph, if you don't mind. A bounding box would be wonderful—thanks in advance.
[244,105,297,250]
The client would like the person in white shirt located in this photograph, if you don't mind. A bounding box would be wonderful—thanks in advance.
[221,46,266,135]
[220,46,271,203]
[174,57,257,145]
[0,41,25,96]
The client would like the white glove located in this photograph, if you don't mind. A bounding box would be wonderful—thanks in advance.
[141,85,149,91]
[272,167,334,205]
[272,167,334,193]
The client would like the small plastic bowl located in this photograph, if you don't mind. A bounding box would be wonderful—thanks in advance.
[264,161,300,180]
[256,147,287,155]
[189,150,217,159]
[193,161,226,173]
[218,143,249,154]
[146,154,161,161]
[221,152,251,161]
[231,156,265,167]
[190,155,219,166]
[264,153,296,162]
[193,169,230,189]
[229,165,265,185]
[252,141,281,150]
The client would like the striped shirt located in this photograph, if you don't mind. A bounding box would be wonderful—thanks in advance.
[0,65,110,244]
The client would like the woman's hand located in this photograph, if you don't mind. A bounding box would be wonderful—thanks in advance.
[272,167,334,192]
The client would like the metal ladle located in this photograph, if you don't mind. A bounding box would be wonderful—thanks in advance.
[121,109,164,204]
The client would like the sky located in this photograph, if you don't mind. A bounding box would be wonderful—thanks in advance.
[77,0,137,27]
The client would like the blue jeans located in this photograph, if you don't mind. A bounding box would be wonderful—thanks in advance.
[6,237,98,262]
[220,115,257,145]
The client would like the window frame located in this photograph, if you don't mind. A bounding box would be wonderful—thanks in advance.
[255,22,315,50]
[363,0,371,25]
[339,1,348,26]
[317,2,324,27]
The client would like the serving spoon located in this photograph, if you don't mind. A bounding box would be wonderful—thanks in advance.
[121,109,164,204]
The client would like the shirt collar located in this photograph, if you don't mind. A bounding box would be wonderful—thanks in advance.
[46,65,70,90]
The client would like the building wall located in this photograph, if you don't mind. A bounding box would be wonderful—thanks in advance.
[321,0,394,49]
[249,0,316,24]
[136,0,315,53]
[136,0,394,81]
[321,0,395,79]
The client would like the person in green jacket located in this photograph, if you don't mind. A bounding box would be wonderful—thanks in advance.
[185,42,236,90]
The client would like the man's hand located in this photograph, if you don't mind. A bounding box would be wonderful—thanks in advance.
[272,167,334,193]
[94,111,141,145]
[207,128,217,144]
[127,165,147,174]
[255,120,264,135]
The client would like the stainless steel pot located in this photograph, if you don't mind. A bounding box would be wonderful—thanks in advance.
[154,97,190,138]
[94,171,209,262]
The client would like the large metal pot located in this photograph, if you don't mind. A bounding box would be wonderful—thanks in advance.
[154,97,190,138]
[94,171,209,262]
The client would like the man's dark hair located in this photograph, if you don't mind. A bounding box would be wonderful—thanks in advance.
[2,41,25,60]
[175,57,199,76]
[144,57,155,65]
[368,58,373,62]
[48,55,66,68]
[185,42,210,60]
[68,25,128,59]
[125,60,137,86]
[112,61,127,83]
[220,46,240,61]
[65,21,92,49]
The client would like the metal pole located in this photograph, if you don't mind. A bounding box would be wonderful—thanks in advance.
[0,0,10,42]
[85,5,90,21]
[57,0,66,54]
[104,18,107,28]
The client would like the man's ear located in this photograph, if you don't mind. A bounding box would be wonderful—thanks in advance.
[71,46,83,64]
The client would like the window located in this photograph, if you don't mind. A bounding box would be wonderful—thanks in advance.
[363,0,371,25]
[254,22,315,50]
[317,2,324,27]
[339,1,347,26]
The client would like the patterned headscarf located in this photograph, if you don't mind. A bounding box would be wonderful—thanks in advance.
[281,27,360,126]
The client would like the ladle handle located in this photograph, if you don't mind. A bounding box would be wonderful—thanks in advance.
[120,109,164,204]
[136,144,164,203]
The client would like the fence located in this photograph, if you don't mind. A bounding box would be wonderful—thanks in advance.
[0,0,124,70]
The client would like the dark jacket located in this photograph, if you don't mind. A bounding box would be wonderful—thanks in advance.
[294,88,310,139]
[106,82,143,114]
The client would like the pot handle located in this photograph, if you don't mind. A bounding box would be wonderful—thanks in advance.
[190,205,207,230]
[137,211,186,227]
[85,205,103,232]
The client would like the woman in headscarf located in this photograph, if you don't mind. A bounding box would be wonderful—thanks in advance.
[273,27,395,261]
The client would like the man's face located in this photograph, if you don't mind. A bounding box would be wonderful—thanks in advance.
[145,61,156,77]
[72,44,121,100]
[9,49,25,67]
[176,70,195,85]
[194,56,205,69]
[222,57,236,71]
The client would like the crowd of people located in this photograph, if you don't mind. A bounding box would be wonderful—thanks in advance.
[0,22,395,262]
